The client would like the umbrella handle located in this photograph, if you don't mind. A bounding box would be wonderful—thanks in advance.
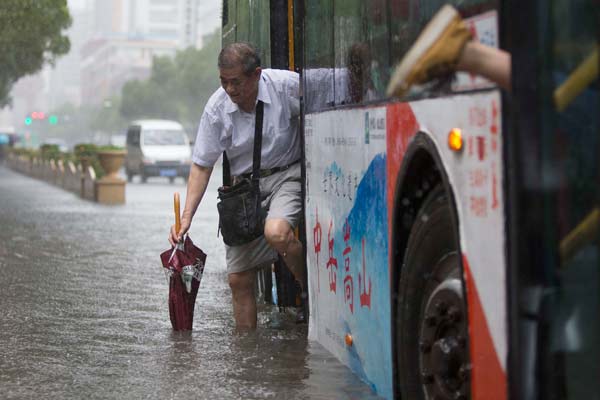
[174,192,181,234]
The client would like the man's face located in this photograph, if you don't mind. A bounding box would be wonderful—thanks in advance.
[219,64,261,108]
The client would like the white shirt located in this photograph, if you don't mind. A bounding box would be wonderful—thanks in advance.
[192,69,301,176]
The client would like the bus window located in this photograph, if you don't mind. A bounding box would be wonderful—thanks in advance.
[229,0,272,67]
[221,0,236,46]
[304,0,335,112]
[388,0,498,98]
[333,0,362,105]
[538,0,599,397]
[332,0,389,106]
[363,0,391,100]
[305,0,501,110]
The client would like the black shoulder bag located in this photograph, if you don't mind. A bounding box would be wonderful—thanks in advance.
[216,101,266,246]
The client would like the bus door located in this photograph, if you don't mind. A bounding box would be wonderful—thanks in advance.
[507,0,599,398]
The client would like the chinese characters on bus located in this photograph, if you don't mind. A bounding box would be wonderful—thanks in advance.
[312,212,372,314]
[466,99,500,218]
[343,220,353,313]
[322,166,359,201]
[326,220,338,293]
[313,207,322,292]
[359,238,372,309]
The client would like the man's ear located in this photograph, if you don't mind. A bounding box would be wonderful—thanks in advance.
[253,67,262,79]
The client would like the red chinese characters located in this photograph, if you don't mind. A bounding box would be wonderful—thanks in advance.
[490,100,499,153]
[490,99,499,135]
[313,207,322,292]
[468,168,488,188]
[311,212,373,311]
[470,195,487,217]
[469,106,487,127]
[342,219,354,314]
[491,162,499,210]
[326,220,338,293]
[359,238,372,308]
[476,136,486,161]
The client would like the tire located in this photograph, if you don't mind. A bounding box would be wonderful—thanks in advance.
[396,185,470,400]
[140,167,147,183]
[126,168,133,182]
[169,176,175,184]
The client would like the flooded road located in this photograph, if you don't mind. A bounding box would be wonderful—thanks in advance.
[0,166,381,400]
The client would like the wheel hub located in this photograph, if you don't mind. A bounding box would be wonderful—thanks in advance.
[419,262,470,400]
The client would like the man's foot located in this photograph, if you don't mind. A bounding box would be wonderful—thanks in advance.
[386,4,472,98]
[294,281,308,324]
[295,292,308,324]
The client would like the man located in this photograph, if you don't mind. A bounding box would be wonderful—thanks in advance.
[168,42,305,330]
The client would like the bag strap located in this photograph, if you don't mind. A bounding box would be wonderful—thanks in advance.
[222,152,231,186]
[222,100,264,186]
[251,101,264,184]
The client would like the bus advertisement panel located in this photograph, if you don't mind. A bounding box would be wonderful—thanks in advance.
[302,3,505,398]
[305,106,392,395]
[305,90,505,399]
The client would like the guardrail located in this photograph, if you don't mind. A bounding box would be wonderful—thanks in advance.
[5,152,125,204]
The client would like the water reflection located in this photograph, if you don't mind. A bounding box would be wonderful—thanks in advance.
[0,167,381,399]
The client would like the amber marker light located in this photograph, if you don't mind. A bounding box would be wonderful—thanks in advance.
[448,128,463,152]
[345,334,353,346]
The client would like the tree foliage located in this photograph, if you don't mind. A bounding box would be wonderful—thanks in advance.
[0,0,72,106]
[120,29,221,134]
[90,97,126,134]
[46,29,220,145]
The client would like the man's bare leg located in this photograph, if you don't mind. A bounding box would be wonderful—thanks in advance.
[228,269,257,330]
[264,218,305,288]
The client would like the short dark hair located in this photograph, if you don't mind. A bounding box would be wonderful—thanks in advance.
[218,42,261,75]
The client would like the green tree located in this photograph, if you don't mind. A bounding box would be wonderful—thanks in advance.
[44,102,94,146]
[120,58,180,121]
[90,97,127,135]
[120,29,220,134]
[0,0,72,106]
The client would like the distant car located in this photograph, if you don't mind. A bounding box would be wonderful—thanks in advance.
[125,119,192,183]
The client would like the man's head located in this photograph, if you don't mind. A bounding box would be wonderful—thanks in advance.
[218,43,262,112]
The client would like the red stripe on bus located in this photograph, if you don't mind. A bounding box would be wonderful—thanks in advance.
[463,255,507,400]
[386,102,419,244]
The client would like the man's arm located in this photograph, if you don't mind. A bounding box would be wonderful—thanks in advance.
[169,162,213,245]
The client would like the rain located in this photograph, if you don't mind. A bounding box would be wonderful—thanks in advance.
[0,1,382,399]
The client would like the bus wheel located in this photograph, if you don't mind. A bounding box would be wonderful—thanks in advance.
[397,185,470,400]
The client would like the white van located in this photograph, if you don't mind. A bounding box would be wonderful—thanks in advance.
[125,119,192,183]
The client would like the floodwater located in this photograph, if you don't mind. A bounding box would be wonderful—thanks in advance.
[0,166,382,400]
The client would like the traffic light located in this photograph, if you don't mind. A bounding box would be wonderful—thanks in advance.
[24,112,60,127]
[31,111,45,120]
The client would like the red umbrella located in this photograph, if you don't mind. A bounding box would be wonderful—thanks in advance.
[160,193,206,331]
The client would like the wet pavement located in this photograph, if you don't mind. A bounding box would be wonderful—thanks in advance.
[0,165,382,400]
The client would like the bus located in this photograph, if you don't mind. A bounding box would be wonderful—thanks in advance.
[221,1,599,399]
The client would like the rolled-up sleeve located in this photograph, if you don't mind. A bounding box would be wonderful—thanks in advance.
[286,72,300,117]
[192,110,223,168]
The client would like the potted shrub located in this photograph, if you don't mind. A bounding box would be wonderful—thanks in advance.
[74,143,104,178]
[94,145,127,205]
[96,145,126,180]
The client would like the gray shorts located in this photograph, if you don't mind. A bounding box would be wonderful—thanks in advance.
[225,162,302,274]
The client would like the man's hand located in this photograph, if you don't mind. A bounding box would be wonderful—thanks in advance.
[169,217,191,246]
[167,163,213,247]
